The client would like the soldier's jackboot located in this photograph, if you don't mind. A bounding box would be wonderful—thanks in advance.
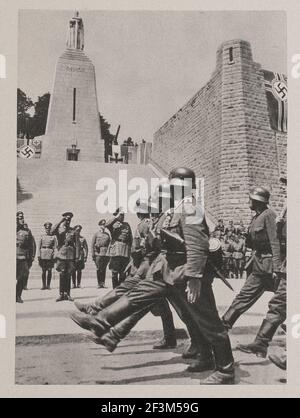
[98,310,149,352]
[182,341,199,359]
[111,271,119,289]
[47,271,52,289]
[72,272,77,288]
[201,337,235,385]
[77,271,82,288]
[74,288,119,315]
[237,320,279,358]
[153,310,177,349]
[222,307,241,330]
[186,340,215,372]
[72,295,134,338]
[41,271,47,290]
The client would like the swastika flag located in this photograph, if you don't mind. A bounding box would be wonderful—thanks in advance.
[263,70,287,133]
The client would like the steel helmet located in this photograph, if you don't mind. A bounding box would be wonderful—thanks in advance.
[168,167,196,189]
[249,186,270,204]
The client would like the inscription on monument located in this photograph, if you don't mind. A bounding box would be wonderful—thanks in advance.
[65,65,85,73]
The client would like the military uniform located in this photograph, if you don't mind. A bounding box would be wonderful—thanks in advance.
[16,225,35,302]
[91,228,111,288]
[38,226,58,289]
[51,215,80,300]
[106,215,133,288]
[73,196,234,381]
[236,206,287,358]
[76,215,177,350]
[72,233,88,288]
[232,238,245,279]
[223,206,282,331]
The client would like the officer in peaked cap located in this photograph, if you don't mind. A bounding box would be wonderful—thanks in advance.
[106,207,133,288]
[51,212,80,301]
[222,186,283,358]
[91,220,111,288]
[37,222,58,290]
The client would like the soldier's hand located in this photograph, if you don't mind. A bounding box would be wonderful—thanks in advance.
[186,278,202,304]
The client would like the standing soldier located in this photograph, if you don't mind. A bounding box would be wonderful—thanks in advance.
[221,234,234,278]
[91,220,111,288]
[22,222,36,290]
[222,187,282,342]
[37,222,58,290]
[106,208,133,288]
[232,233,245,279]
[72,225,88,289]
[16,216,35,303]
[51,212,80,302]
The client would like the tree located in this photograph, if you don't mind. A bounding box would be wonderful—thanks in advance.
[32,93,50,137]
[99,113,115,162]
[17,88,33,137]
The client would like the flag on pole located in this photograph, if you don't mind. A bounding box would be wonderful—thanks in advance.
[263,70,287,133]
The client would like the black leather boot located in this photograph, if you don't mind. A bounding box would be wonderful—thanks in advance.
[237,320,279,358]
[47,271,52,289]
[201,336,235,385]
[154,305,177,349]
[222,307,241,330]
[41,271,47,290]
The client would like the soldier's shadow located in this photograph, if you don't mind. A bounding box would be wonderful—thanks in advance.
[95,362,247,385]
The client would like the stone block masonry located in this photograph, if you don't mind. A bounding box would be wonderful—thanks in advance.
[152,39,287,223]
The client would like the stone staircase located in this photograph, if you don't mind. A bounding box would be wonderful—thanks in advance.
[17,159,157,282]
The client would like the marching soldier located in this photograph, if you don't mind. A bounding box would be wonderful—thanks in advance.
[51,212,80,302]
[37,222,58,290]
[106,208,133,288]
[91,220,111,288]
[16,216,35,303]
[222,187,282,355]
[72,225,88,288]
[71,167,235,385]
[237,204,287,359]
[74,196,177,351]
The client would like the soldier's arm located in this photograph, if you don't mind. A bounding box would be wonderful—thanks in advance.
[265,211,282,272]
[75,234,81,260]
[105,216,119,231]
[181,209,209,279]
[50,220,64,236]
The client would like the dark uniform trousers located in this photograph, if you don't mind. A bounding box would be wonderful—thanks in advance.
[93,257,232,367]
[223,207,282,329]
[90,260,177,344]
[16,260,29,299]
[265,273,286,327]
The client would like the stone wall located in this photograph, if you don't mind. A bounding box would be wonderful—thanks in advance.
[152,39,287,223]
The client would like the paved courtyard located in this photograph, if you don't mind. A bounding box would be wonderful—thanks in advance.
[15,277,286,385]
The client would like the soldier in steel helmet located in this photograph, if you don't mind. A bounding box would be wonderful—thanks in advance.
[222,186,283,357]
[70,167,235,385]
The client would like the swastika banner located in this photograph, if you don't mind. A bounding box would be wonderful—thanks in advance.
[263,70,287,133]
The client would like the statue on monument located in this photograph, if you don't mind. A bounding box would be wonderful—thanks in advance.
[66,11,84,51]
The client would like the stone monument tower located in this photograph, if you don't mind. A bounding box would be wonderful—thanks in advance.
[42,11,104,162]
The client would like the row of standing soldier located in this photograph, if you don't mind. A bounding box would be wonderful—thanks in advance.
[16,211,135,302]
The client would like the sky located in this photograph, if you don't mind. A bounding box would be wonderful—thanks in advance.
[18,10,286,142]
